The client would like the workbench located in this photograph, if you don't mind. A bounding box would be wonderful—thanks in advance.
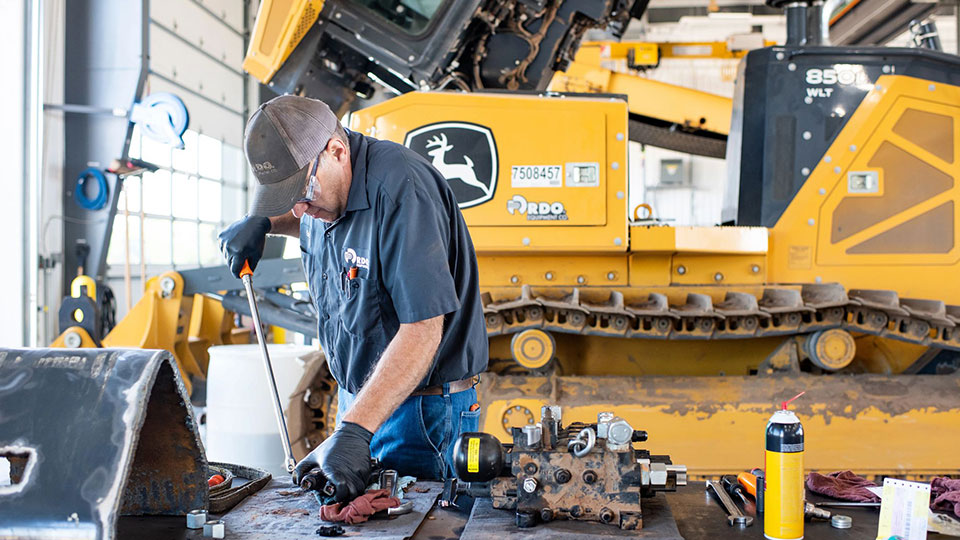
[120,480,883,539]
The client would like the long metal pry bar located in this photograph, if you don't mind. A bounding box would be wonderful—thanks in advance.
[241,262,297,474]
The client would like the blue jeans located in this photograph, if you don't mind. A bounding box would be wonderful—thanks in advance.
[336,385,480,480]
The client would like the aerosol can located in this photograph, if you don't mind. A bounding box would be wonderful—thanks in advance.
[764,392,805,540]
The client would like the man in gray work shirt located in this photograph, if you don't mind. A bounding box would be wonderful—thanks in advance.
[219,95,488,502]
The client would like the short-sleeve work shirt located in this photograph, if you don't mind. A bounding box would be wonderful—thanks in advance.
[299,129,488,394]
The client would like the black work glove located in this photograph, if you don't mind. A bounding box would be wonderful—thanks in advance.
[292,421,373,503]
[217,216,271,277]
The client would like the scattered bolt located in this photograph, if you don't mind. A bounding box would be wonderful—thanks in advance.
[523,462,538,475]
[714,272,724,282]
[554,469,572,484]
[676,265,687,275]
[545,272,554,280]
[187,509,207,529]
[751,265,760,274]
[582,470,598,484]
[577,275,586,284]
[522,478,538,493]
[607,272,616,281]
[511,275,520,284]
[203,519,225,539]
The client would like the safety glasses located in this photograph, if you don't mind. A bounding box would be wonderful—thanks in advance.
[296,154,322,204]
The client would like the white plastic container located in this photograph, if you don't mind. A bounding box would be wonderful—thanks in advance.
[205,344,314,477]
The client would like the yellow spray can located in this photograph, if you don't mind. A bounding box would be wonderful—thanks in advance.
[764,391,805,540]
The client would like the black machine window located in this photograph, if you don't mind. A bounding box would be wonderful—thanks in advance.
[356,0,446,35]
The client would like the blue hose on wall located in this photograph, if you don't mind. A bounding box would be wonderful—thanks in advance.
[75,167,108,210]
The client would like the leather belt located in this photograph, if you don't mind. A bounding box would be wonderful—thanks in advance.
[410,375,479,396]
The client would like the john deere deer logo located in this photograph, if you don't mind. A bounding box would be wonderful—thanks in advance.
[405,122,499,209]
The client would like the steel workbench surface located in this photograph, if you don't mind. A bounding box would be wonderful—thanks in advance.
[120,481,883,539]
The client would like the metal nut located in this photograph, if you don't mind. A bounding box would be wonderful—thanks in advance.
[607,419,634,446]
[160,276,176,296]
[203,519,225,538]
[831,514,852,529]
[186,509,207,529]
[63,331,82,348]
[582,470,597,484]
[554,468,571,484]
[600,508,615,523]
[522,477,538,493]
[522,424,541,448]
[649,462,668,486]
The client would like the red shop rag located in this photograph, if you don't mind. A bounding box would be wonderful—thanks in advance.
[806,471,880,502]
[319,489,401,525]
[931,477,960,519]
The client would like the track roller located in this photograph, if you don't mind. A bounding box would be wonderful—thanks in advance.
[510,328,556,370]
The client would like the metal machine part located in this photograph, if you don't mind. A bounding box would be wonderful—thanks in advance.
[909,19,942,51]
[706,479,753,527]
[814,501,881,508]
[300,458,382,499]
[830,514,853,529]
[247,0,646,114]
[380,469,400,499]
[203,519,226,538]
[805,502,832,520]
[453,406,686,530]
[187,509,208,529]
[0,348,208,539]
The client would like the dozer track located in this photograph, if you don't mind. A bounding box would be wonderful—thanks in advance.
[482,283,960,352]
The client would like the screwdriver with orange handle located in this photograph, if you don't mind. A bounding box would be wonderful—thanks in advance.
[738,470,765,513]
[240,260,297,475]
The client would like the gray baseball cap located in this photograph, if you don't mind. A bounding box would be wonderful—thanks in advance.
[244,95,338,216]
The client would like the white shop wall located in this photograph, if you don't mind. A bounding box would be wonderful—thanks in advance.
[105,0,257,319]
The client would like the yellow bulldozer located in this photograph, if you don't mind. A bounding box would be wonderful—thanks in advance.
[55,0,960,478]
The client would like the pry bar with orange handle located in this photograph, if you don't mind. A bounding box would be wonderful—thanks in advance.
[240,260,297,475]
